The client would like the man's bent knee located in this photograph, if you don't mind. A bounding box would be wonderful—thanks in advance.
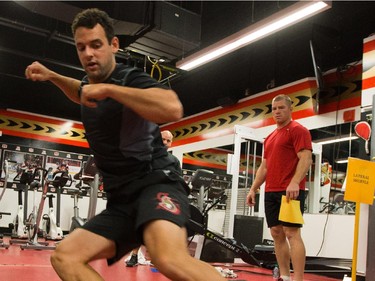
[151,251,174,269]
[50,240,89,270]
[51,249,71,277]
[51,246,75,270]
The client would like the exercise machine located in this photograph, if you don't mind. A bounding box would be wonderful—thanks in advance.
[0,160,11,249]
[0,160,9,202]
[10,187,28,239]
[42,194,63,240]
[188,199,260,266]
[10,171,50,246]
[9,165,36,244]
[42,169,70,240]
[20,167,56,250]
[69,190,86,232]
[187,169,261,266]
[0,212,10,249]
[69,156,99,233]
[189,168,214,212]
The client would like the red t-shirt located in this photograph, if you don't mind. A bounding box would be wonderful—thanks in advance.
[263,120,312,192]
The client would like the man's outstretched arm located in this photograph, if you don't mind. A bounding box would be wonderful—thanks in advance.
[25,61,81,104]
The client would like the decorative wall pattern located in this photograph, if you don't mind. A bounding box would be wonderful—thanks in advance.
[164,78,318,146]
[362,34,375,107]
[183,148,262,172]
[163,67,361,149]
[0,64,362,170]
[0,110,88,148]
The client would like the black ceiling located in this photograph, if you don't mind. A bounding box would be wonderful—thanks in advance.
[1,1,375,122]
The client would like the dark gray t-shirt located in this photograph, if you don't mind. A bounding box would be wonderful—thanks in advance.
[81,63,174,193]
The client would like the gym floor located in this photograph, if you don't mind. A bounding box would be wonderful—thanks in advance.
[0,237,344,281]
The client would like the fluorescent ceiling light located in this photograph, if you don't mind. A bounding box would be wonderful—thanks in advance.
[176,1,331,71]
[315,135,359,145]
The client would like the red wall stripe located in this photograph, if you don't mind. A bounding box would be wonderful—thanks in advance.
[363,38,375,53]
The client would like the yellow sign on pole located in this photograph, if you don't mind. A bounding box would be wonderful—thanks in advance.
[344,157,375,205]
[344,157,375,281]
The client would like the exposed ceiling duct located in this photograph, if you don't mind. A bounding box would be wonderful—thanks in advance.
[13,1,201,62]
[128,1,201,62]
[13,1,148,36]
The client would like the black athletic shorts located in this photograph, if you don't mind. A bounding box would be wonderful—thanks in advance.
[82,169,190,265]
[264,190,305,228]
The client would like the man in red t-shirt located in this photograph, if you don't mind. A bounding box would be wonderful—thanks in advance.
[247,94,312,281]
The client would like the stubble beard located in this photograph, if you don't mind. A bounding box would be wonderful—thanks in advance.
[87,60,114,83]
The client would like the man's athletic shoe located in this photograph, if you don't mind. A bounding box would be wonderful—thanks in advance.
[126,254,138,267]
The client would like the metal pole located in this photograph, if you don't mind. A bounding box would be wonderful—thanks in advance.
[87,173,99,220]
[365,95,375,281]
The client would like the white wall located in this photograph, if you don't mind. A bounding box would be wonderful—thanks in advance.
[287,214,354,259]
[207,209,361,261]
[207,209,226,234]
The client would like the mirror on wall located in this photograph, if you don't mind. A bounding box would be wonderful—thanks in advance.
[311,121,369,215]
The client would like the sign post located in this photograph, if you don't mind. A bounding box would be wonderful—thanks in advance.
[344,157,375,281]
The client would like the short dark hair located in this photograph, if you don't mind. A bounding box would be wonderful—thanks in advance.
[71,8,115,44]
[272,94,292,107]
